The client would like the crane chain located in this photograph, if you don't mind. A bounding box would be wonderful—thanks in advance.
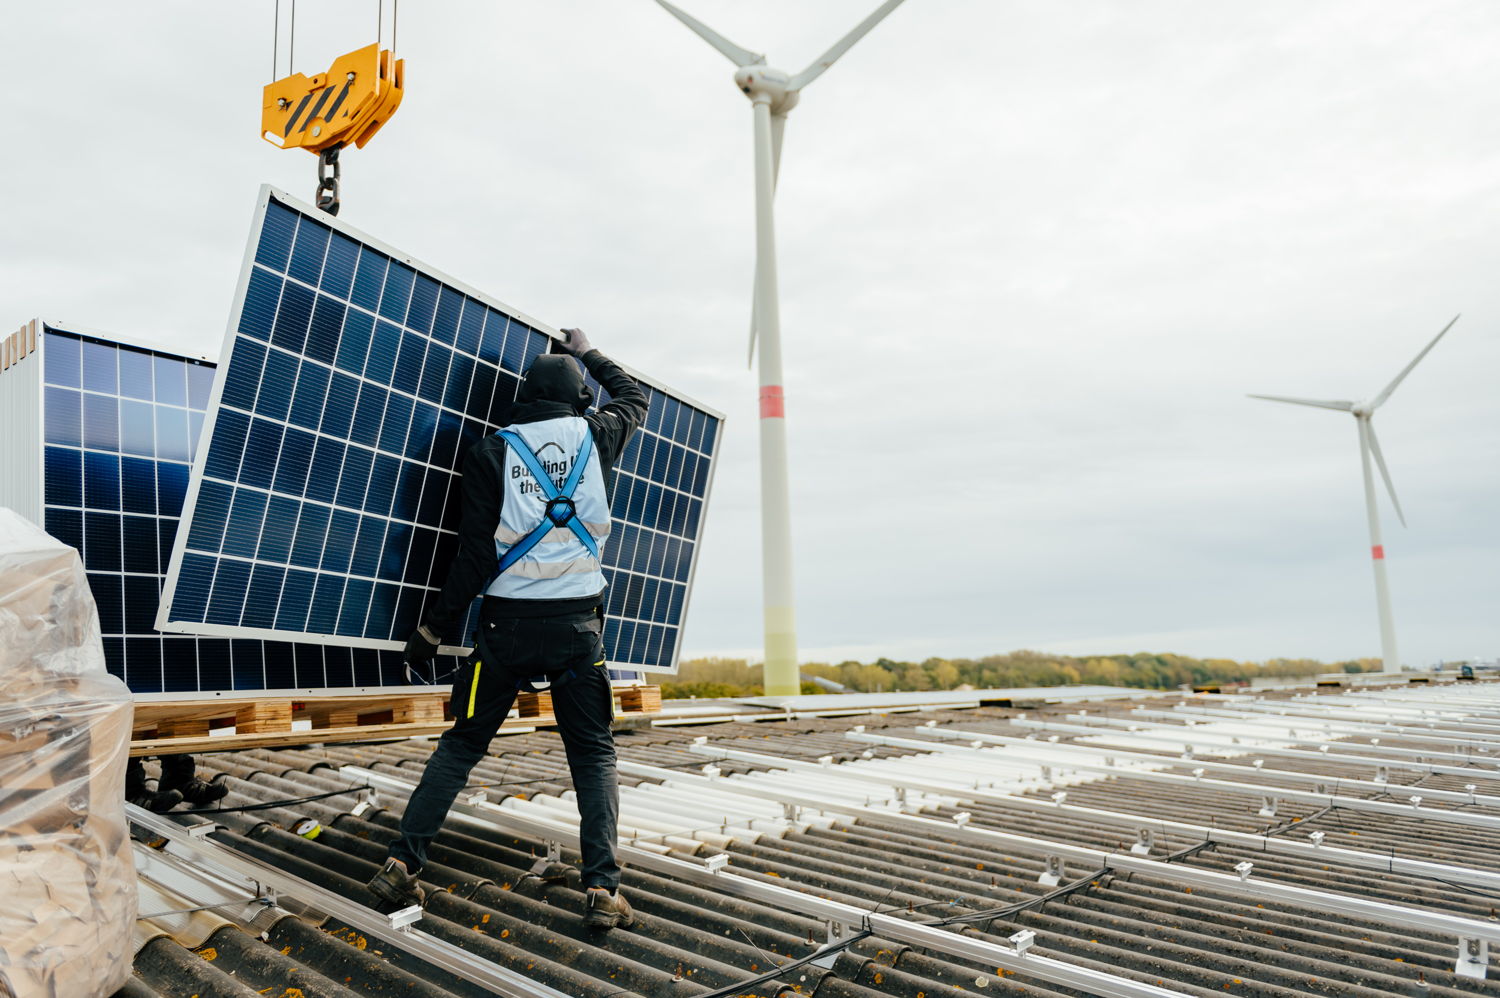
[316,146,342,216]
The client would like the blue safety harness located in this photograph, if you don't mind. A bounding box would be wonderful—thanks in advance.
[495,429,600,574]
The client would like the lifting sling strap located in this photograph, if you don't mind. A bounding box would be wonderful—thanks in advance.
[495,429,599,575]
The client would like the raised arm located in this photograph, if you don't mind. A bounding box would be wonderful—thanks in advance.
[559,328,648,464]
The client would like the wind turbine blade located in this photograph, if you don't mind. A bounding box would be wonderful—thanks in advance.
[654,0,764,67]
[748,271,759,368]
[1371,314,1459,410]
[1247,394,1355,412]
[788,0,909,91]
[1365,421,1406,527]
[771,113,786,190]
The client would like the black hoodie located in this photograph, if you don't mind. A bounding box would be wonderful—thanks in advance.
[422,348,649,634]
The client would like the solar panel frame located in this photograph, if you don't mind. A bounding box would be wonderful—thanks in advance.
[157,186,723,681]
[21,319,466,695]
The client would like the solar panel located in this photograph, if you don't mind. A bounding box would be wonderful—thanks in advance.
[158,186,722,680]
[19,322,440,693]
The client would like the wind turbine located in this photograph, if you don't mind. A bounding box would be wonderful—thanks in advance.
[655,0,910,696]
[1250,315,1459,674]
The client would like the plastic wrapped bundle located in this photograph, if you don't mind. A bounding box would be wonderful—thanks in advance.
[0,509,136,998]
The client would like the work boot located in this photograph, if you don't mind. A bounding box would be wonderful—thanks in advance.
[126,759,182,813]
[583,887,635,930]
[158,754,228,806]
[366,858,425,914]
[163,775,228,807]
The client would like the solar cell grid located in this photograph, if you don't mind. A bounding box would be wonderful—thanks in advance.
[159,187,721,679]
[35,325,447,693]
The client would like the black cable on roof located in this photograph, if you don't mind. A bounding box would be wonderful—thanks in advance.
[932,865,1112,928]
[461,754,742,793]
[678,928,874,998]
[175,784,374,816]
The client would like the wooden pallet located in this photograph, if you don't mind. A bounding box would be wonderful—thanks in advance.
[617,685,662,713]
[130,686,661,756]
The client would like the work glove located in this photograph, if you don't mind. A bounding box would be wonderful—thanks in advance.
[558,327,594,357]
[404,624,441,667]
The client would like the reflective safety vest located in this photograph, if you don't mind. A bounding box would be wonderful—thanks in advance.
[484,416,611,601]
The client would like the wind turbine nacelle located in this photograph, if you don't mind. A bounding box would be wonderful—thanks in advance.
[734,66,798,112]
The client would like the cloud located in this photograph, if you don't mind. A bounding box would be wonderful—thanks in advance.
[4,0,1497,669]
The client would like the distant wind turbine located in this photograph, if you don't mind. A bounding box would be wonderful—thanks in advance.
[655,0,910,696]
[1250,315,1459,673]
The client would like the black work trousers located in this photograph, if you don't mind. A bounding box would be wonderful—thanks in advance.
[388,607,621,890]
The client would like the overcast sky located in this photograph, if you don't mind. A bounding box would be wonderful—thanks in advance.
[6,1,1498,668]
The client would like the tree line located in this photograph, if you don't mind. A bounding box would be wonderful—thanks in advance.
[660,650,1382,699]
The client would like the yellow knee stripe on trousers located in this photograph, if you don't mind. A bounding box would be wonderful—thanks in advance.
[468,660,483,718]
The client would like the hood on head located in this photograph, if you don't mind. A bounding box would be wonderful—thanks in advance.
[517,354,593,414]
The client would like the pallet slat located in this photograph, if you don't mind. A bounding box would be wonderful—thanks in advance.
[130,686,660,756]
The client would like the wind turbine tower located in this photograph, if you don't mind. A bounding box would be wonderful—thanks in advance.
[1251,316,1459,674]
[655,0,910,695]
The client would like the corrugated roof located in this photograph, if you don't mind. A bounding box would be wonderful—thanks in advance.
[121,681,1500,997]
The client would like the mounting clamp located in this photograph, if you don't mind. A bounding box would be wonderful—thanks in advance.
[1038,855,1065,887]
[388,903,423,932]
[812,920,847,969]
[1456,936,1489,980]
[1234,861,1253,881]
[528,840,570,883]
[1130,828,1154,856]
[1009,929,1036,956]
[1258,796,1279,818]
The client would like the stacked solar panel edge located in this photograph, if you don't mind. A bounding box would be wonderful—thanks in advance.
[13,322,449,693]
[158,186,721,682]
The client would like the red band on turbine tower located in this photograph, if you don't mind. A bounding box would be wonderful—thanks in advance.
[759,385,785,419]
[1372,545,1385,560]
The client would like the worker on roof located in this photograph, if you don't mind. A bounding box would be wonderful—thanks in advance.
[126,753,227,812]
[367,328,647,931]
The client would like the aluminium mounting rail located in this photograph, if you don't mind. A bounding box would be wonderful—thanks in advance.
[1200,687,1500,717]
[1129,703,1500,750]
[843,730,1500,831]
[665,743,1500,974]
[612,757,1500,894]
[1196,689,1500,716]
[1010,713,1500,771]
[341,766,1192,998]
[127,805,580,998]
[1182,694,1500,736]
[989,715,1500,783]
[1341,689,1500,719]
[1067,708,1500,763]
[926,724,1500,801]
[691,733,1500,832]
